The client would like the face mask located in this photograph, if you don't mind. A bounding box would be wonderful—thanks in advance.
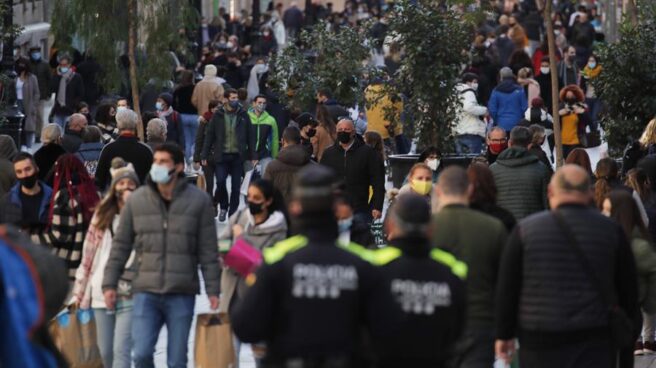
[540,67,550,75]
[117,106,127,112]
[554,30,561,36]
[226,41,234,49]
[338,217,353,233]
[470,83,478,91]
[229,100,240,109]
[411,179,433,196]
[155,102,163,111]
[15,66,26,74]
[31,52,41,61]
[488,142,507,154]
[588,62,597,69]
[254,103,266,112]
[426,158,439,171]
[59,66,70,74]
[337,131,352,144]
[150,163,175,184]
[306,127,317,138]
[566,97,577,104]
[248,201,264,215]
[20,173,38,189]
[263,32,271,37]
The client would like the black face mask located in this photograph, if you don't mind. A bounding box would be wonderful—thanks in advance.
[306,128,317,138]
[20,173,38,189]
[248,201,265,215]
[337,131,352,144]
[566,97,577,104]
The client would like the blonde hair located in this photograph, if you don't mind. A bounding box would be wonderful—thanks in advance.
[639,118,656,148]
[518,67,533,79]
[408,163,432,179]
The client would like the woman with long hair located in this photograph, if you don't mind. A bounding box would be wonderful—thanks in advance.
[594,158,629,209]
[602,190,656,356]
[13,57,40,148]
[398,163,434,202]
[173,69,198,164]
[313,104,336,161]
[625,168,656,238]
[364,131,386,163]
[71,157,139,368]
[640,119,656,154]
[467,162,516,232]
[95,103,118,144]
[417,146,443,183]
[565,148,593,179]
[218,178,288,364]
[46,154,100,278]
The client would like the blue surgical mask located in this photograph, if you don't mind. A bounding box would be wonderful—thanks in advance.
[59,66,70,74]
[588,62,597,69]
[31,52,41,61]
[155,102,163,111]
[229,100,240,109]
[338,217,353,234]
[150,163,175,184]
[117,106,127,112]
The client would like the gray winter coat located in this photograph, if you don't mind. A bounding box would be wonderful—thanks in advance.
[490,147,550,220]
[102,176,221,296]
[218,208,287,314]
[10,74,40,131]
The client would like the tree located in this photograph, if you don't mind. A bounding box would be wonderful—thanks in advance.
[380,0,473,150]
[51,0,198,140]
[592,0,656,153]
[268,20,375,111]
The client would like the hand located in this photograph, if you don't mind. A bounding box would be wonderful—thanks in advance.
[232,224,244,238]
[103,289,117,311]
[372,209,382,220]
[251,160,259,167]
[209,295,220,310]
[201,160,208,166]
[558,108,569,116]
[495,339,516,364]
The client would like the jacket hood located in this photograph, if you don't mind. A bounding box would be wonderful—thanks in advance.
[0,135,17,160]
[247,210,287,235]
[247,109,273,122]
[495,146,539,167]
[277,144,311,166]
[495,79,523,94]
[456,83,475,93]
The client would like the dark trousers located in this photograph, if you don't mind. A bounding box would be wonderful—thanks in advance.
[452,328,495,368]
[519,337,614,368]
[202,161,226,208]
[215,153,243,216]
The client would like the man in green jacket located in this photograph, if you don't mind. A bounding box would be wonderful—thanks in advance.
[248,94,279,174]
[431,166,508,368]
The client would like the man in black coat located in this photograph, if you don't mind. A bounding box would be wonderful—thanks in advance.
[495,165,640,368]
[320,119,385,226]
[50,53,84,127]
[60,113,87,153]
[283,1,304,39]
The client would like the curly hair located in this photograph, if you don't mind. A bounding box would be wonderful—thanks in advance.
[559,84,585,103]
[639,118,656,149]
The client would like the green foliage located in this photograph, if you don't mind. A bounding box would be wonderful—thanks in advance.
[383,0,472,150]
[593,2,656,153]
[50,0,198,93]
[268,20,375,111]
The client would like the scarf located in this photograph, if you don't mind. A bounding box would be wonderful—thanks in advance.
[57,70,73,107]
[582,65,602,79]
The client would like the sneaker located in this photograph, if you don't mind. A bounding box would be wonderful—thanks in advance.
[219,209,228,222]
[644,341,656,354]
[635,341,645,356]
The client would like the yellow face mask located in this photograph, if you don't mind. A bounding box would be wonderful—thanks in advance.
[411,179,433,196]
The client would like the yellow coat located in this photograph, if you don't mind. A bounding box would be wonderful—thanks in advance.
[365,84,403,139]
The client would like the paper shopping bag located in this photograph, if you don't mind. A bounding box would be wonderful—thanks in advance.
[49,308,102,368]
[195,314,235,368]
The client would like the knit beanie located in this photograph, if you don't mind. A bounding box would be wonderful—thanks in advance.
[204,64,217,77]
[110,157,140,188]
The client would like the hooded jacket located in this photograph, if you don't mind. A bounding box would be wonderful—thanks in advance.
[488,79,528,131]
[263,144,312,204]
[453,83,488,137]
[102,176,221,296]
[248,109,280,159]
[218,208,288,314]
[490,147,550,220]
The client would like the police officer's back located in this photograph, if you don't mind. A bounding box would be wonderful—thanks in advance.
[231,165,397,367]
[373,194,467,368]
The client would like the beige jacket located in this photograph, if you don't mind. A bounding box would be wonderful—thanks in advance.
[192,78,224,115]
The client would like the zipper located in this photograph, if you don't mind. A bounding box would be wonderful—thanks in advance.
[157,192,169,289]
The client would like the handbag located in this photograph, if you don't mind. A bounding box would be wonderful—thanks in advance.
[223,236,263,277]
[552,211,634,348]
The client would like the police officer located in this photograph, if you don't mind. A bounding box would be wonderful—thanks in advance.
[372,193,468,368]
[231,165,399,368]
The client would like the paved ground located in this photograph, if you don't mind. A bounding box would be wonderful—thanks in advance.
[636,355,656,368]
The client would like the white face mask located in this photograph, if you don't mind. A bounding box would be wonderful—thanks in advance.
[540,67,550,75]
[426,159,439,171]
[470,82,479,91]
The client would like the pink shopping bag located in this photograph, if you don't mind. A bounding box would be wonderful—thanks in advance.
[223,237,262,277]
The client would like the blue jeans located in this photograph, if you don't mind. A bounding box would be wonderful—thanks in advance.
[455,134,484,155]
[215,154,244,216]
[179,113,198,161]
[94,300,133,368]
[131,293,195,368]
[53,113,69,128]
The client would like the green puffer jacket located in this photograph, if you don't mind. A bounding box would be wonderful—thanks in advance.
[102,176,221,296]
[631,232,656,313]
[490,147,550,220]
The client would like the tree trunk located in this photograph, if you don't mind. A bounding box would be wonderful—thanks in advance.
[128,0,144,141]
[544,0,563,167]
[625,0,638,27]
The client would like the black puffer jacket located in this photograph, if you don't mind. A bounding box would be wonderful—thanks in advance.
[490,147,550,220]
[319,137,385,213]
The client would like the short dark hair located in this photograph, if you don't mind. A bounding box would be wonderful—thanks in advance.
[117,96,129,104]
[224,88,238,99]
[282,126,301,144]
[77,101,89,112]
[509,126,531,148]
[461,73,478,84]
[237,88,248,101]
[253,94,267,103]
[317,88,332,99]
[208,99,220,111]
[437,166,469,196]
[154,142,184,165]
[13,151,35,165]
[496,25,510,36]
[540,55,550,63]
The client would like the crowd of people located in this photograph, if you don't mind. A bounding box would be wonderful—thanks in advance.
[1,0,655,368]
